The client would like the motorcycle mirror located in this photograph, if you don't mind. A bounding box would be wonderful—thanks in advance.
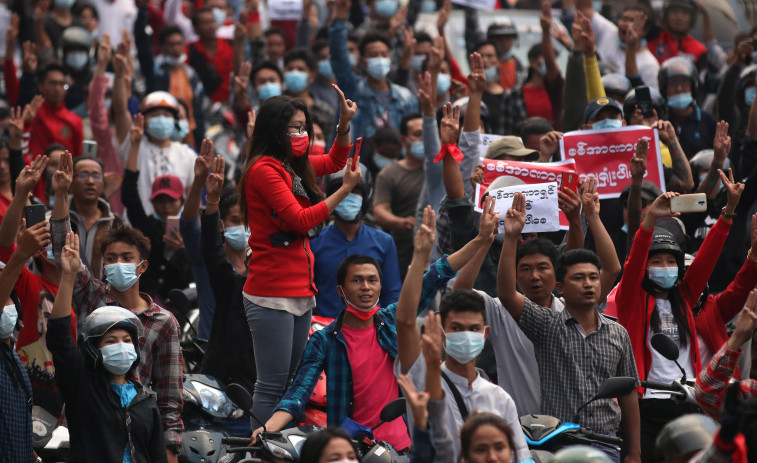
[593,376,637,400]
[651,333,679,361]
[379,398,406,424]
[225,383,254,413]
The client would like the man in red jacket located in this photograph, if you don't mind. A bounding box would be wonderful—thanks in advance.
[28,63,83,158]
[647,0,707,65]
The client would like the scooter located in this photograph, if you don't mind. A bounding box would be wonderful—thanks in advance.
[220,383,407,463]
[521,376,637,462]
[166,286,205,373]
[639,333,699,408]
[33,406,69,462]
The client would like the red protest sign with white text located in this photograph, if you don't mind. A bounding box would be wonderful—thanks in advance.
[559,125,665,199]
[474,159,578,229]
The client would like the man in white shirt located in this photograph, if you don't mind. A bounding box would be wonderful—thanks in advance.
[82,0,137,47]
[580,1,660,90]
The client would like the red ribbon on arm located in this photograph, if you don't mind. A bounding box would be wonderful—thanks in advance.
[433,142,464,163]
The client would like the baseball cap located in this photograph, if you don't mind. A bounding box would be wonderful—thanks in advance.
[150,175,184,200]
[583,97,624,124]
[618,180,663,206]
[485,136,539,161]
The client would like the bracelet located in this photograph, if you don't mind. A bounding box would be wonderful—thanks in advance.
[748,248,757,264]
[336,124,350,136]
[721,207,737,219]
[206,197,220,205]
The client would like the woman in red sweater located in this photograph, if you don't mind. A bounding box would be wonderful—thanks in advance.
[615,172,742,463]
[236,87,361,427]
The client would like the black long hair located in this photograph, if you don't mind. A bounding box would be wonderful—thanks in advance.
[299,428,359,463]
[642,251,692,346]
[237,96,323,226]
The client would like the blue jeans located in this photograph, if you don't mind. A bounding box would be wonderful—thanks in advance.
[591,431,620,463]
[243,299,311,427]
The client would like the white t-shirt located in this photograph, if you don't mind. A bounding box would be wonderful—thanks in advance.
[591,13,660,90]
[479,290,564,416]
[117,137,196,216]
[82,0,137,48]
[643,299,696,399]
[395,354,531,463]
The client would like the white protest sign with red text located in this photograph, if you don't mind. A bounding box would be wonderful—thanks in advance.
[559,125,665,199]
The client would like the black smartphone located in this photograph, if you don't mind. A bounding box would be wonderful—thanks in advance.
[24,204,46,228]
[635,86,654,118]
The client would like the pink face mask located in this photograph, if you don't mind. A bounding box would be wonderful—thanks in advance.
[289,133,310,157]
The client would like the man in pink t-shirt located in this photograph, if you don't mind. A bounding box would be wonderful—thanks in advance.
[252,254,412,451]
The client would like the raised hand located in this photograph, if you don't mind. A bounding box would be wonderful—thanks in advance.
[195,139,214,179]
[539,131,563,161]
[332,84,357,129]
[52,151,74,194]
[647,191,680,221]
[631,138,648,180]
[163,229,185,252]
[234,13,249,42]
[397,374,429,430]
[427,36,444,75]
[342,155,362,190]
[558,186,582,224]
[720,168,744,212]
[24,95,44,123]
[206,155,226,200]
[539,0,552,33]
[17,222,50,259]
[60,231,81,275]
[416,71,434,117]
[389,5,408,36]
[5,13,19,49]
[22,41,38,73]
[470,163,484,189]
[580,176,600,217]
[401,25,416,56]
[504,192,526,236]
[234,61,252,97]
[652,120,678,147]
[478,195,499,241]
[713,121,731,163]
[437,0,451,33]
[130,113,145,145]
[333,0,351,19]
[440,102,460,144]
[729,290,757,347]
[246,109,257,138]
[16,155,51,195]
[468,52,486,95]
[96,33,112,75]
[421,311,444,364]
[414,205,436,254]
[7,106,24,148]
[113,54,127,77]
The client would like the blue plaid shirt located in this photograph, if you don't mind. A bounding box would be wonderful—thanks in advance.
[275,256,456,425]
[329,19,418,141]
[0,341,33,462]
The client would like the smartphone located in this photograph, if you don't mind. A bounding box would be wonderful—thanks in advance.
[635,86,655,118]
[352,137,363,170]
[24,204,47,228]
[165,216,180,238]
[82,140,98,158]
[561,171,580,193]
[670,193,707,213]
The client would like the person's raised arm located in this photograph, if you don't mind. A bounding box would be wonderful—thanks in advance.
[582,176,621,303]
[558,186,583,251]
[233,61,252,111]
[452,196,498,291]
[329,0,358,98]
[51,231,80,320]
[397,206,436,374]
[125,113,144,172]
[497,193,527,319]
[699,121,729,198]
[464,52,485,134]
[626,139,647,257]
[0,222,50,310]
[51,151,73,221]
[439,103,464,199]
[540,2,561,83]
[573,11,605,101]
[182,140,214,222]
[112,52,133,146]
[204,155,225,216]
[654,120,694,192]
[0,155,49,247]
[233,15,249,77]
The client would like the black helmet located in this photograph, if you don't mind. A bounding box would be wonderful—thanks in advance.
[662,0,698,31]
[324,162,372,223]
[658,57,698,98]
[649,227,685,270]
[623,86,668,122]
[655,414,718,462]
[602,73,631,100]
[78,306,144,372]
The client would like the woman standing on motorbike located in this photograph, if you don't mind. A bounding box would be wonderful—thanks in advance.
[47,231,166,462]
[614,169,743,463]
[237,85,361,427]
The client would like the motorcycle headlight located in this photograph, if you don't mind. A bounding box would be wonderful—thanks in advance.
[190,380,233,418]
[265,441,293,460]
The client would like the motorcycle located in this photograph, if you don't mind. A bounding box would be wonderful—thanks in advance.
[639,333,699,407]
[180,374,245,463]
[166,286,205,373]
[33,406,69,462]
[521,376,637,462]
[220,383,407,463]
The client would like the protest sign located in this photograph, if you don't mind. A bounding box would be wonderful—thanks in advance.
[559,125,665,199]
[479,133,503,158]
[268,0,303,21]
[489,182,560,234]
[451,0,497,11]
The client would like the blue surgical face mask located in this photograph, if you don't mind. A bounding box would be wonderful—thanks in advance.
[104,262,143,292]
[537,61,547,76]
[500,49,514,61]
[444,331,485,364]
[318,59,335,79]
[54,0,76,8]
[284,70,309,93]
[667,92,693,110]
[171,120,189,141]
[591,118,623,130]
[366,57,391,80]
[746,87,756,106]
[621,223,628,234]
[373,152,394,169]
[411,55,426,73]
[147,116,176,141]
[437,73,451,94]
[409,140,425,160]
[65,51,89,71]
[46,244,55,263]
[0,305,18,339]
[334,193,363,222]
[211,7,227,25]
[485,66,498,83]
[374,0,399,18]
[223,225,251,251]
[101,342,138,375]
[421,0,436,12]
[257,82,282,101]
[648,266,678,289]
[349,54,359,68]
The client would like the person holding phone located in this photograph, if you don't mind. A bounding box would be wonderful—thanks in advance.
[237,85,359,427]
[612,169,743,463]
